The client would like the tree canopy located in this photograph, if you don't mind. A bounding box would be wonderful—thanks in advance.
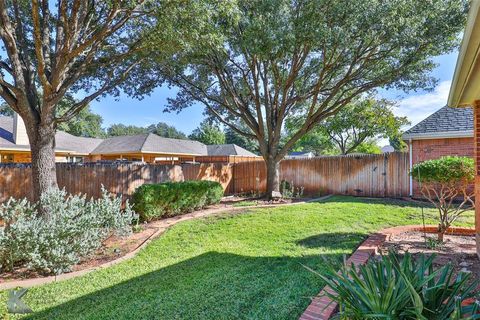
[158,0,467,197]
[318,97,409,155]
[189,122,225,145]
[0,0,163,202]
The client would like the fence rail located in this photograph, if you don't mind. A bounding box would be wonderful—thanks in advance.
[0,152,409,202]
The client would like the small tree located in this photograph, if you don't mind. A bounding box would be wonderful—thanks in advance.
[411,156,475,242]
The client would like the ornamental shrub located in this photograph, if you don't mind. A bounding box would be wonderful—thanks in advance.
[411,156,475,241]
[0,188,136,275]
[132,180,224,221]
[315,252,478,319]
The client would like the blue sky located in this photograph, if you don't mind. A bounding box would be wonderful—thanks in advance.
[90,52,459,135]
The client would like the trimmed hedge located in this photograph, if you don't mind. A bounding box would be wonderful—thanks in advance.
[132,181,224,221]
[411,156,474,184]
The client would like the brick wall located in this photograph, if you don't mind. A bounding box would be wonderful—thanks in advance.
[411,137,474,196]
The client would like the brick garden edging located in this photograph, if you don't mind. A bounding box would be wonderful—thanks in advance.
[0,195,331,290]
[299,225,476,320]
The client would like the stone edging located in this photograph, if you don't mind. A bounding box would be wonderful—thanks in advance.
[299,225,476,320]
[0,195,332,290]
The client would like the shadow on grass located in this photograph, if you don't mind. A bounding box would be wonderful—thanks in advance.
[296,232,366,251]
[25,251,346,320]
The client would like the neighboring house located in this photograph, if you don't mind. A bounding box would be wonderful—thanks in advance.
[402,106,473,196]
[0,114,258,164]
[286,151,315,159]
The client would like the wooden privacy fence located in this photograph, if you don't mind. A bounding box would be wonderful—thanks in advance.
[0,152,409,202]
[232,152,409,197]
[0,162,233,202]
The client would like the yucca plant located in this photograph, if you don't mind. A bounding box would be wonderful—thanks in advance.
[310,252,479,320]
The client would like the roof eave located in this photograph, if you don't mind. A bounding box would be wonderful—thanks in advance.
[402,130,474,140]
[448,0,480,108]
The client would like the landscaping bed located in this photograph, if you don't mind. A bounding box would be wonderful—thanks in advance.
[0,225,158,283]
[0,196,474,319]
[0,196,317,286]
[379,230,479,287]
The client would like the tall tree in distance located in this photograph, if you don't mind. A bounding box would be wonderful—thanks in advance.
[189,121,225,145]
[0,0,155,202]
[147,122,187,139]
[162,0,466,198]
[107,124,149,137]
[319,98,410,155]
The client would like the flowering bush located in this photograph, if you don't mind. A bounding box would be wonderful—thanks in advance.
[0,188,136,275]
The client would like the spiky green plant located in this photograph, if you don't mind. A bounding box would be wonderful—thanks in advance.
[310,252,479,319]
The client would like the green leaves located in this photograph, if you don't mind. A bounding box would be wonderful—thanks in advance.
[132,181,224,221]
[411,156,475,184]
[316,252,478,320]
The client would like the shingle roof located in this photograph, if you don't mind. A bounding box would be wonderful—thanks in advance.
[91,134,148,154]
[0,117,102,154]
[0,116,259,157]
[402,106,473,139]
[206,144,257,156]
[143,134,207,155]
[56,132,103,154]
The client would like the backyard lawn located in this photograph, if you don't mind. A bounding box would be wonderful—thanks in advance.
[1,196,474,320]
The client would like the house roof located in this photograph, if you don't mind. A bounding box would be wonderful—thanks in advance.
[206,144,257,156]
[402,106,473,140]
[91,133,209,156]
[0,116,103,154]
[0,116,259,157]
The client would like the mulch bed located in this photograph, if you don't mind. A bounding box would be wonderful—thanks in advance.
[379,230,480,287]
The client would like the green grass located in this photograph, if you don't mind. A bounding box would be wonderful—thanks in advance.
[232,200,258,207]
[0,196,474,320]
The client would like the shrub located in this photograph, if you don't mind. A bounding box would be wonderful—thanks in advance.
[411,156,475,241]
[132,180,224,221]
[0,188,136,275]
[311,252,478,319]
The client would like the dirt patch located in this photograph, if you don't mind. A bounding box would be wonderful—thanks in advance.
[379,231,479,286]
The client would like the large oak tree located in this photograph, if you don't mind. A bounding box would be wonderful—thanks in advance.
[0,0,159,202]
[163,0,467,198]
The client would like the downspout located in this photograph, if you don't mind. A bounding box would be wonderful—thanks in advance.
[409,139,413,197]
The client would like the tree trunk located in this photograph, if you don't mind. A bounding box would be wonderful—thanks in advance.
[265,157,281,200]
[437,231,444,242]
[437,222,447,242]
[27,121,58,204]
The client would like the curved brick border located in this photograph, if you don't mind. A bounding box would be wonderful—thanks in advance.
[300,225,475,320]
[0,195,331,290]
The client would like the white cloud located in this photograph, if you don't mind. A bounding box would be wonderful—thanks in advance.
[395,80,451,126]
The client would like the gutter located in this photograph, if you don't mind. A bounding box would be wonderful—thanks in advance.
[402,130,473,140]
